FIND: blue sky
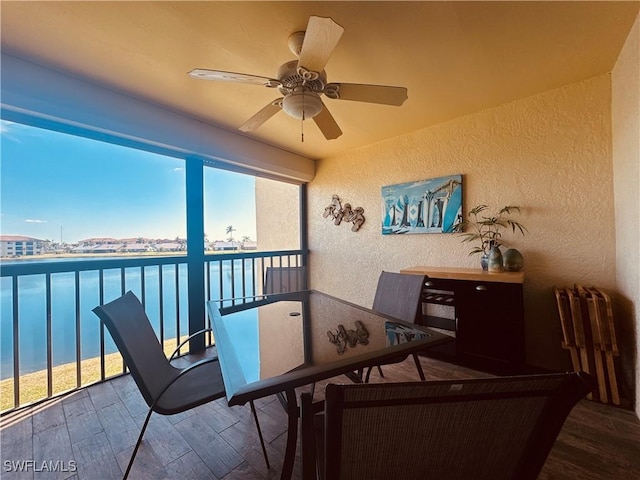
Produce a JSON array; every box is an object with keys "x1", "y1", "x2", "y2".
[{"x1": 0, "y1": 120, "x2": 257, "y2": 243}]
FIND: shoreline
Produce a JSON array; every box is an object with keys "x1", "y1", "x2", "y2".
[
  {"x1": 0, "y1": 335, "x2": 191, "y2": 413},
  {"x1": 1, "y1": 251, "x2": 186, "y2": 261},
  {"x1": 0, "y1": 249, "x2": 262, "y2": 262}
]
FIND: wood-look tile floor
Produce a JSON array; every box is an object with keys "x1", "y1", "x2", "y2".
[{"x1": 1, "y1": 353, "x2": 639, "y2": 480}]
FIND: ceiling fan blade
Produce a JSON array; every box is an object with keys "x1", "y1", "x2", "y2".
[
  {"x1": 326, "y1": 83, "x2": 408, "y2": 106},
  {"x1": 189, "y1": 69, "x2": 281, "y2": 87},
  {"x1": 297, "y1": 16, "x2": 344, "y2": 74},
  {"x1": 313, "y1": 103, "x2": 342, "y2": 140},
  {"x1": 239, "y1": 98, "x2": 283, "y2": 132}
]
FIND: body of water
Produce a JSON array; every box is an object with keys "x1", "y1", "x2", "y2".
[{"x1": 0, "y1": 257, "x2": 259, "y2": 380}]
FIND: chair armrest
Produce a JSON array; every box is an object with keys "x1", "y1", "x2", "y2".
[
  {"x1": 150, "y1": 356, "x2": 221, "y2": 412},
  {"x1": 169, "y1": 328, "x2": 213, "y2": 361}
]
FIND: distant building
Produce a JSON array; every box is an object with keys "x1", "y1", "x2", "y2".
[
  {"x1": 94, "y1": 244, "x2": 124, "y2": 253},
  {"x1": 155, "y1": 242, "x2": 185, "y2": 252},
  {"x1": 120, "y1": 244, "x2": 156, "y2": 253},
  {"x1": 70, "y1": 245, "x2": 92, "y2": 254},
  {"x1": 212, "y1": 240, "x2": 241, "y2": 251},
  {"x1": 77, "y1": 237, "x2": 119, "y2": 245},
  {"x1": 71, "y1": 243, "x2": 123, "y2": 254},
  {"x1": 241, "y1": 240, "x2": 258, "y2": 250},
  {"x1": 0, "y1": 235, "x2": 46, "y2": 257}
]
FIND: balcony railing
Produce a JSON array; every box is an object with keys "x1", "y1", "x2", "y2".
[{"x1": 0, "y1": 249, "x2": 305, "y2": 414}]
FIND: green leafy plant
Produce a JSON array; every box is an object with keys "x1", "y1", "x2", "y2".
[{"x1": 453, "y1": 205, "x2": 527, "y2": 255}]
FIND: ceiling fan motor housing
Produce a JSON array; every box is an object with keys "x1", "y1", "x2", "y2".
[{"x1": 277, "y1": 60, "x2": 326, "y2": 95}]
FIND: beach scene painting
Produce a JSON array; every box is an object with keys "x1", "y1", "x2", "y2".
[{"x1": 381, "y1": 175, "x2": 463, "y2": 235}]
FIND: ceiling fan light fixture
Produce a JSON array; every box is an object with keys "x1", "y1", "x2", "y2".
[{"x1": 282, "y1": 91, "x2": 323, "y2": 120}]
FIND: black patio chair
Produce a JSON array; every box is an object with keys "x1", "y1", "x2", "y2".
[
  {"x1": 365, "y1": 271, "x2": 429, "y2": 382},
  {"x1": 301, "y1": 372, "x2": 592, "y2": 480},
  {"x1": 92, "y1": 291, "x2": 269, "y2": 480}
]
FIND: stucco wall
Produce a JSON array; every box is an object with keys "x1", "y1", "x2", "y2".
[
  {"x1": 306, "y1": 75, "x2": 616, "y2": 373},
  {"x1": 255, "y1": 177, "x2": 300, "y2": 251},
  {"x1": 612, "y1": 12, "x2": 640, "y2": 415}
]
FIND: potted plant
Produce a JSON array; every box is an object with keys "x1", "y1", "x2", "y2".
[{"x1": 453, "y1": 205, "x2": 527, "y2": 271}]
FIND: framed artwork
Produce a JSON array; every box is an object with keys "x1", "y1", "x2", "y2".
[{"x1": 381, "y1": 174, "x2": 463, "y2": 235}]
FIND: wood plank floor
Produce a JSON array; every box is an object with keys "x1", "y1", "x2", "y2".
[{"x1": 1, "y1": 352, "x2": 639, "y2": 480}]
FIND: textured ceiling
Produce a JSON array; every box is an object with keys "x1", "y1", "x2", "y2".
[{"x1": 1, "y1": 1, "x2": 638, "y2": 160}]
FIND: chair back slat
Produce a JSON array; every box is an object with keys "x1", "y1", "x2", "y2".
[
  {"x1": 372, "y1": 271, "x2": 426, "y2": 324},
  {"x1": 264, "y1": 266, "x2": 307, "y2": 294},
  {"x1": 93, "y1": 291, "x2": 175, "y2": 407}
]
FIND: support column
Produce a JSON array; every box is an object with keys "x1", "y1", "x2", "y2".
[
  {"x1": 299, "y1": 183, "x2": 309, "y2": 289},
  {"x1": 186, "y1": 156, "x2": 205, "y2": 352}
]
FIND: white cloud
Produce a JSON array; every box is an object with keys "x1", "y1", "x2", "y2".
[
  {"x1": 25, "y1": 219, "x2": 48, "y2": 224},
  {"x1": 0, "y1": 120, "x2": 24, "y2": 142},
  {"x1": 173, "y1": 167, "x2": 184, "y2": 172},
  {"x1": 0, "y1": 120, "x2": 14, "y2": 134}
]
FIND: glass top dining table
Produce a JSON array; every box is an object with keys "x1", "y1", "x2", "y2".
[{"x1": 206, "y1": 290, "x2": 451, "y2": 479}]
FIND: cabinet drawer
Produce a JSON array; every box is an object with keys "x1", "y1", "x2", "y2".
[{"x1": 423, "y1": 278, "x2": 458, "y2": 291}]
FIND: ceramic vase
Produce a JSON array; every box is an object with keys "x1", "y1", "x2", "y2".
[
  {"x1": 503, "y1": 248, "x2": 524, "y2": 271},
  {"x1": 487, "y1": 246, "x2": 504, "y2": 272},
  {"x1": 480, "y1": 252, "x2": 489, "y2": 271}
]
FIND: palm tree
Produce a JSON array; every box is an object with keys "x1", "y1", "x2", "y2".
[
  {"x1": 241, "y1": 235, "x2": 252, "y2": 249},
  {"x1": 225, "y1": 225, "x2": 236, "y2": 242}
]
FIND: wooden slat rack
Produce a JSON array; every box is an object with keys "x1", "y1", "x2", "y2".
[{"x1": 554, "y1": 285, "x2": 620, "y2": 405}]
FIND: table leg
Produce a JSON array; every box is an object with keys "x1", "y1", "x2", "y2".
[
  {"x1": 343, "y1": 370, "x2": 363, "y2": 383},
  {"x1": 280, "y1": 389, "x2": 298, "y2": 480}
]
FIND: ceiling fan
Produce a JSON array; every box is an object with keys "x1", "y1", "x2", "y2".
[{"x1": 188, "y1": 16, "x2": 408, "y2": 141}]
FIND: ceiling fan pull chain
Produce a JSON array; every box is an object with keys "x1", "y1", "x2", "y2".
[{"x1": 301, "y1": 91, "x2": 305, "y2": 142}]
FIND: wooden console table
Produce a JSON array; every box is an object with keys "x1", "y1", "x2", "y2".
[{"x1": 401, "y1": 266, "x2": 525, "y2": 374}]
